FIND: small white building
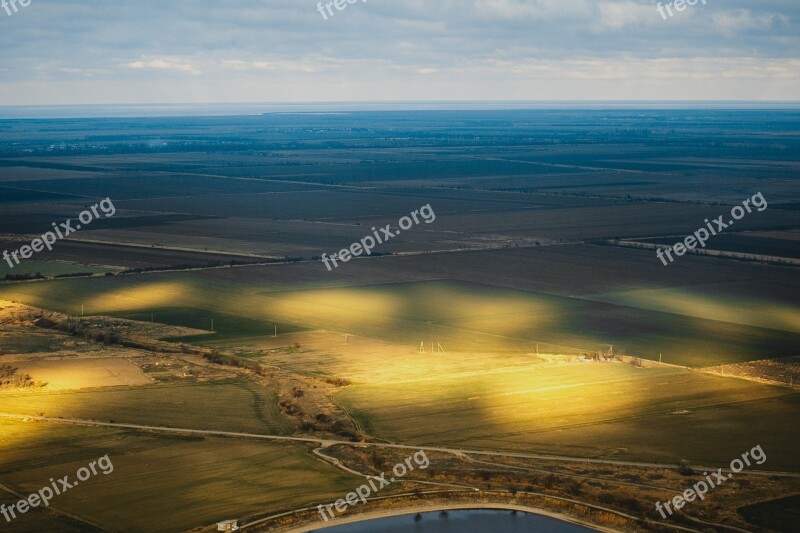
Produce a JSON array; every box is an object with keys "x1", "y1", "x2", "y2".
[{"x1": 217, "y1": 519, "x2": 239, "y2": 532}]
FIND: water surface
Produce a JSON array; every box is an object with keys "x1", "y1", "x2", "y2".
[{"x1": 315, "y1": 509, "x2": 597, "y2": 532}]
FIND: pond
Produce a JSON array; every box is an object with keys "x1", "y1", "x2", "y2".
[{"x1": 314, "y1": 509, "x2": 598, "y2": 532}]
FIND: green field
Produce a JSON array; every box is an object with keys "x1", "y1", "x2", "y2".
[
  {"x1": 2, "y1": 109, "x2": 800, "y2": 531},
  {"x1": 0, "y1": 328, "x2": 69, "y2": 354},
  {"x1": 331, "y1": 356, "x2": 800, "y2": 469},
  {"x1": 0, "y1": 379, "x2": 294, "y2": 435},
  {"x1": 203, "y1": 328, "x2": 800, "y2": 470},
  {"x1": 0, "y1": 259, "x2": 116, "y2": 278},
  {"x1": 739, "y1": 494, "x2": 800, "y2": 532},
  {"x1": 1, "y1": 270, "x2": 798, "y2": 367},
  {"x1": 109, "y1": 306, "x2": 308, "y2": 343},
  {"x1": 0, "y1": 420, "x2": 357, "y2": 533}
]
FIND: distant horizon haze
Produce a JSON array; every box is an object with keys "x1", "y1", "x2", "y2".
[{"x1": 2, "y1": 100, "x2": 800, "y2": 120}]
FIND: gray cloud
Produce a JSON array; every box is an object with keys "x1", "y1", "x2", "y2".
[{"x1": 0, "y1": 0, "x2": 798, "y2": 103}]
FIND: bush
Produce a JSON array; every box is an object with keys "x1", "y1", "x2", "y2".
[
  {"x1": 370, "y1": 451, "x2": 386, "y2": 469},
  {"x1": 599, "y1": 492, "x2": 615, "y2": 504},
  {"x1": 202, "y1": 350, "x2": 264, "y2": 374},
  {"x1": 325, "y1": 377, "x2": 352, "y2": 387},
  {"x1": 0, "y1": 364, "x2": 42, "y2": 389},
  {"x1": 54, "y1": 272, "x2": 94, "y2": 279},
  {"x1": 34, "y1": 317, "x2": 57, "y2": 328},
  {"x1": 599, "y1": 492, "x2": 645, "y2": 514},
  {"x1": 4, "y1": 272, "x2": 45, "y2": 281},
  {"x1": 564, "y1": 480, "x2": 583, "y2": 496}
]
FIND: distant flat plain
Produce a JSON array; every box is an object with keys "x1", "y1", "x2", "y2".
[{"x1": 1, "y1": 108, "x2": 799, "y2": 531}]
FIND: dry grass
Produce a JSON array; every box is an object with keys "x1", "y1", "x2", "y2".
[{"x1": 12, "y1": 358, "x2": 151, "y2": 390}]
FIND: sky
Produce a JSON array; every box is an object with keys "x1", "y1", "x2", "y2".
[{"x1": 0, "y1": 0, "x2": 798, "y2": 105}]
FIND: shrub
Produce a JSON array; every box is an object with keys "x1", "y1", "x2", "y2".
[{"x1": 564, "y1": 480, "x2": 583, "y2": 495}]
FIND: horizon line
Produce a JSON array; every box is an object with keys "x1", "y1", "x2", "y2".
[
  {"x1": 3, "y1": 99, "x2": 800, "y2": 107},
  {"x1": 3, "y1": 100, "x2": 799, "y2": 120}
]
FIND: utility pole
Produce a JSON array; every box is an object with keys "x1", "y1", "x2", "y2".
[
  {"x1": 210, "y1": 318, "x2": 214, "y2": 331},
  {"x1": 81, "y1": 304, "x2": 84, "y2": 316}
]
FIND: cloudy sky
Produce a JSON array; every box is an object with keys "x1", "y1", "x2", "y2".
[{"x1": 0, "y1": 0, "x2": 798, "y2": 105}]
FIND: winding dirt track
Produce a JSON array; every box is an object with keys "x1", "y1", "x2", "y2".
[{"x1": 2, "y1": 412, "x2": 798, "y2": 478}]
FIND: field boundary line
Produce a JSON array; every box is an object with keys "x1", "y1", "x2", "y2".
[
  {"x1": 603, "y1": 239, "x2": 800, "y2": 268},
  {"x1": 0, "y1": 481, "x2": 106, "y2": 531},
  {"x1": 2, "y1": 413, "x2": 798, "y2": 478}
]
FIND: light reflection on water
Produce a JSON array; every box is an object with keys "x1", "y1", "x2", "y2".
[{"x1": 314, "y1": 509, "x2": 598, "y2": 533}]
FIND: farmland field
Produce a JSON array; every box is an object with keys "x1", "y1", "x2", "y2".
[
  {"x1": 1, "y1": 108, "x2": 799, "y2": 532},
  {"x1": 12, "y1": 358, "x2": 152, "y2": 390},
  {"x1": 2, "y1": 261, "x2": 798, "y2": 366},
  {"x1": 0, "y1": 380, "x2": 293, "y2": 435},
  {"x1": 0, "y1": 420, "x2": 357, "y2": 533},
  {"x1": 207, "y1": 329, "x2": 800, "y2": 469},
  {"x1": 335, "y1": 360, "x2": 800, "y2": 468}
]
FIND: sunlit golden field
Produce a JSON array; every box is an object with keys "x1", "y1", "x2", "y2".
[
  {"x1": 2, "y1": 269, "x2": 798, "y2": 366},
  {"x1": 3, "y1": 268, "x2": 799, "y2": 473},
  {"x1": 213, "y1": 330, "x2": 800, "y2": 469},
  {"x1": 1, "y1": 217, "x2": 799, "y2": 531},
  {"x1": 12, "y1": 358, "x2": 151, "y2": 390},
  {"x1": 0, "y1": 380, "x2": 293, "y2": 435}
]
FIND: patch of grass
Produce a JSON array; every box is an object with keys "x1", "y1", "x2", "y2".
[
  {"x1": 739, "y1": 494, "x2": 800, "y2": 531},
  {"x1": 0, "y1": 259, "x2": 116, "y2": 279},
  {"x1": 1, "y1": 272, "x2": 797, "y2": 367},
  {"x1": 0, "y1": 421, "x2": 356, "y2": 533},
  {"x1": 335, "y1": 363, "x2": 800, "y2": 469},
  {"x1": 0, "y1": 380, "x2": 292, "y2": 435},
  {"x1": 111, "y1": 307, "x2": 307, "y2": 343}
]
